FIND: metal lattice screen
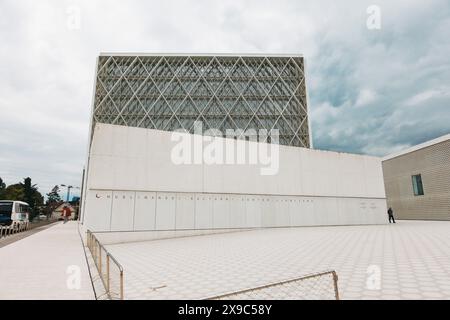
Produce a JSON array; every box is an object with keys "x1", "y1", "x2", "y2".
[{"x1": 93, "y1": 55, "x2": 310, "y2": 147}]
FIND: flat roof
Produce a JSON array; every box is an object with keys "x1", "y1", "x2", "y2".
[
  {"x1": 383, "y1": 133, "x2": 450, "y2": 161},
  {"x1": 99, "y1": 52, "x2": 304, "y2": 58}
]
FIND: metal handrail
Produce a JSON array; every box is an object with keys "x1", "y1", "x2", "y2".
[
  {"x1": 86, "y1": 230, "x2": 124, "y2": 300},
  {"x1": 205, "y1": 270, "x2": 340, "y2": 300}
]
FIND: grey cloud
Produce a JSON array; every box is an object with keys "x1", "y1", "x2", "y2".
[{"x1": 0, "y1": 0, "x2": 449, "y2": 196}]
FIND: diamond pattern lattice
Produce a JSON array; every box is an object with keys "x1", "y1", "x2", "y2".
[{"x1": 93, "y1": 55, "x2": 310, "y2": 147}]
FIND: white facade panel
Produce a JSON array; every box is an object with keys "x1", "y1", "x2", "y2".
[
  {"x1": 84, "y1": 190, "x2": 113, "y2": 232},
  {"x1": 313, "y1": 199, "x2": 327, "y2": 226},
  {"x1": 229, "y1": 195, "x2": 247, "y2": 228},
  {"x1": 134, "y1": 192, "x2": 156, "y2": 231},
  {"x1": 195, "y1": 195, "x2": 213, "y2": 230},
  {"x1": 301, "y1": 199, "x2": 315, "y2": 226},
  {"x1": 155, "y1": 193, "x2": 176, "y2": 230},
  {"x1": 246, "y1": 195, "x2": 262, "y2": 228},
  {"x1": 90, "y1": 124, "x2": 113, "y2": 156},
  {"x1": 176, "y1": 193, "x2": 196, "y2": 230},
  {"x1": 337, "y1": 198, "x2": 355, "y2": 226},
  {"x1": 364, "y1": 157, "x2": 387, "y2": 198},
  {"x1": 261, "y1": 197, "x2": 276, "y2": 228},
  {"x1": 326, "y1": 198, "x2": 340, "y2": 225},
  {"x1": 289, "y1": 198, "x2": 302, "y2": 226},
  {"x1": 337, "y1": 154, "x2": 366, "y2": 198},
  {"x1": 213, "y1": 195, "x2": 231, "y2": 229},
  {"x1": 276, "y1": 198, "x2": 291, "y2": 227},
  {"x1": 146, "y1": 132, "x2": 204, "y2": 194},
  {"x1": 88, "y1": 155, "x2": 114, "y2": 190},
  {"x1": 112, "y1": 124, "x2": 128, "y2": 157},
  {"x1": 110, "y1": 191, "x2": 135, "y2": 231}
]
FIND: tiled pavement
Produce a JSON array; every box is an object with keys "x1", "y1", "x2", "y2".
[
  {"x1": 0, "y1": 222, "x2": 95, "y2": 300},
  {"x1": 106, "y1": 221, "x2": 450, "y2": 300}
]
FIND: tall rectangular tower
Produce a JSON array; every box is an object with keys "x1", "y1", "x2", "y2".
[{"x1": 91, "y1": 54, "x2": 311, "y2": 147}]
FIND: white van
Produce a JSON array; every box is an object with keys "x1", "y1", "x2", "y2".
[{"x1": 0, "y1": 200, "x2": 30, "y2": 228}]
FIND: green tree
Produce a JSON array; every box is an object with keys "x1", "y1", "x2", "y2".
[
  {"x1": 2, "y1": 183, "x2": 25, "y2": 201},
  {"x1": 1, "y1": 178, "x2": 44, "y2": 220},
  {"x1": 21, "y1": 177, "x2": 43, "y2": 209},
  {"x1": 0, "y1": 177, "x2": 6, "y2": 199},
  {"x1": 46, "y1": 185, "x2": 62, "y2": 204},
  {"x1": 45, "y1": 185, "x2": 63, "y2": 215},
  {"x1": 22, "y1": 178, "x2": 44, "y2": 220}
]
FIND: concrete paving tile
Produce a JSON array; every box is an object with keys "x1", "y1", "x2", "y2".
[{"x1": 105, "y1": 221, "x2": 450, "y2": 300}]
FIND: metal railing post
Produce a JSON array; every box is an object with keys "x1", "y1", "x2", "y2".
[
  {"x1": 120, "y1": 271, "x2": 124, "y2": 300},
  {"x1": 93, "y1": 236, "x2": 95, "y2": 258},
  {"x1": 98, "y1": 240, "x2": 102, "y2": 275},
  {"x1": 106, "y1": 254, "x2": 110, "y2": 295},
  {"x1": 93, "y1": 238, "x2": 97, "y2": 262},
  {"x1": 332, "y1": 271, "x2": 340, "y2": 300},
  {"x1": 86, "y1": 230, "x2": 125, "y2": 300}
]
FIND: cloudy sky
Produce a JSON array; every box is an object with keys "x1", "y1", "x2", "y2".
[{"x1": 1, "y1": 0, "x2": 449, "y2": 198}]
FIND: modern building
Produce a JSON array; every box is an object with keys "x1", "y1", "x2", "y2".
[
  {"x1": 382, "y1": 134, "x2": 450, "y2": 220},
  {"x1": 91, "y1": 54, "x2": 311, "y2": 148},
  {"x1": 80, "y1": 54, "x2": 388, "y2": 232}
]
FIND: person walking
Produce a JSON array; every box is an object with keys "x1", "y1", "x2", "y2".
[
  {"x1": 62, "y1": 206, "x2": 71, "y2": 224},
  {"x1": 388, "y1": 207, "x2": 396, "y2": 224}
]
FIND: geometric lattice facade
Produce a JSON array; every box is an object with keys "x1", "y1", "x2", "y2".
[{"x1": 92, "y1": 54, "x2": 310, "y2": 147}]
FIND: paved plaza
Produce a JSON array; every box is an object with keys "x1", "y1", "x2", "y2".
[
  {"x1": 1, "y1": 220, "x2": 450, "y2": 300},
  {"x1": 106, "y1": 220, "x2": 450, "y2": 300},
  {"x1": 0, "y1": 222, "x2": 95, "y2": 300}
]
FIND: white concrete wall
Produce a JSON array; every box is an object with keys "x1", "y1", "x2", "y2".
[
  {"x1": 84, "y1": 190, "x2": 387, "y2": 232},
  {"x1": 83, "y1": 124, "x2": 387, "y2": 231}
]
